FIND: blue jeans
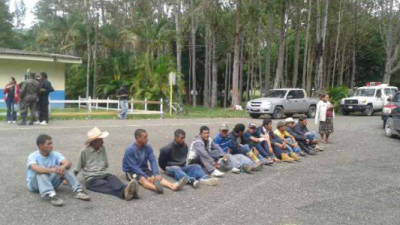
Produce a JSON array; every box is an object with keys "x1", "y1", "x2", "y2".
[
  {"x1": 27, "y1": 169, "x2": 82, "y2": 197},
  {"x1": 231, "y1": 154, "x2": 255, "y2": 168},
  {"x1": 238, "y1": 144, "x2": 267, "y2": 162},
  {"x1": 305, "y1": 132, "x2": 319, "y2": 142},
  {"x1": 6, "y1": 100, "x2": 17, "y2": 121},
  {"x1": 285, "y1": 138, "x2": 301, "y2": 153},
  {"x1": 165, "y1": 164, "x2": 208, "y2": 183},
  {"x1": 119, "y1": 100, "x2": 128, "y2": 119}
]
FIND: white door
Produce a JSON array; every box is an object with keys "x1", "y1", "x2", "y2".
[{"x1": 374, "y1": 89, "x2": 384, "y2": 110}]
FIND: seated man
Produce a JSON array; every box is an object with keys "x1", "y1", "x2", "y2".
[
  {"x1": 75, "y1": 127, "x2": 139, "y2": 200},
  {"x1": 257, "y1": 119, "x2": 281, "y2": 163},
  {"x1": 26, "y1": 134, "x2": 90, "y2": 207},
  {"x1": 274, "y1": 121, "x2": 302, "y2": 159},
  {"x1": 263, "y1": 119, "x2": 297, "y2": 162},
  {"x1": 294, "y1": 116, "x2": 323, "y2": 151},
  {"x1": 159, "y1": 129, "x2": 219, "y2": 188},
  {"x1": 213, "y1": 124, "x2": 263, "y2": 173},
  {"x1": 284, "y1": 118, "x2": 317, "y2": 155},
  {"x1": 243, "y1": 122, "x2": 274, "y2": 165},
  {"x1": 123, "y1": 129, "x2": 186, "y2": 194},
  {"x1": 188, "y1": 126, "x2": 234, "y2": 177}
]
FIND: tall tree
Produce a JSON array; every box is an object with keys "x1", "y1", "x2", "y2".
[
  {"x1": 273, "y1": 1, "x2": 286, "y2": 89},
  {"x1": 231, "y1": 0, "x2": 241, "y2": 107}
]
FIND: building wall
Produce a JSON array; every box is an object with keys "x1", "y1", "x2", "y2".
[{"x1": 0, "y1": 59, "x2": 66, "y2": 107}]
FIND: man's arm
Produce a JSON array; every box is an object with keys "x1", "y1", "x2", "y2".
[
  {"x1": 148, "y1": 148, "x2": 160, "y2": 175},
  {"x1": 74, "y1": 150, "x2": 86, "y2": 175},
  {"x1": 158, "y1": 146, "x2": 170, "y2": 171},
  {"x1": 122, "y1": 151, "x2": 147, "y2": 177},
  {"x1": 30, "y1": 164, "x2": 56, "y2": 174}
]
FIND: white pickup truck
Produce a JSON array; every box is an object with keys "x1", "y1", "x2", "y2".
[
  {"x1": 340, "y1": 84, "x2": 398, "y2": 116},
  {"x1": 246, "y1": 88, "x2": 318, "y2": 119}
]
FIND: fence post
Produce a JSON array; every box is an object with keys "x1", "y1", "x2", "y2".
[
  {"x1": 145, "y1": 98, "x2": 148, "y2": 111},
  {"x1": 48, "y1": 97, "x2": 51, "y2": 113},
  {"x1": 88, "y1": 96, "x2": 92, "y2": 113},
  {"x1": 160, "y1": 98, "x2": 163, "y2": 114},
  {"x1": 106, "y1": 97, "x2": 109, "y2": 111},
  {"x1": 78, "y1": 96, "x2": 81, "y2": 109},
  {"x1": 96, "y1": 98, "x2": 99, "y2": 110},
  {"x1": 117, "y1": 99, "x2": 120, "y2": 110},
  {"x1": 130, "y1": 98, "x2": 134, "y2": 113}
]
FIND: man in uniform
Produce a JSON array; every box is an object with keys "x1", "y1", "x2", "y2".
[
  {"x1": 38, "y1": 72, "x2": 54, "y2": 125},
  {"x1": 19, "y1": 73, "x2": 40, "y2": 125}
]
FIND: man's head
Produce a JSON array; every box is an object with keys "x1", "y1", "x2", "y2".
[
  {"x1": 90, "y1": 138, "x2": 104, "y2": 150},
  {"x1": 299, "y1": 115, "x2": 308, "y2": 126},
  {"x1": 219, "y1": 124, "x2": 229, "y2": 138},
  {"x1": 233, "y1": 123, "x2": 245, "y2": 136},
  {"x1": 200, "y1": 126, "x2": 210, "y2": 141},
  {"x1": 174, "y1": 129, "x2": 186, "y2": 145},
  {"x1": 262, "y1": 118, "x2": 273, "y2": 131},
  {"x1": 40, "y1": 72, "x2": 48, "y2": 80},
  {"x1": 284, "y1": 117, "x2": 295, "y2": 128},
  {"x1": 277, "y1": 121, "x2": 286, "y2": 132},
  {"x1": 135, "y1": 129, "x2": 148, "y2": 146},
  {"x1": 36, "y1": 134, "x2": 53, "y2": 156},
  {"x1": 320, "y1": 93, "x2": 329, "y2": 102},
  {"x1": 247, "y1": 122, "x2": 257, "y2": 134}
]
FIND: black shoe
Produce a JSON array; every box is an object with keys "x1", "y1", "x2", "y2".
[
  {"x1": 19, "y1": 121, "x2": 27, "y2": 126},
  {"x1": 28, "y1": 121, "x2": 34, "y2": 125},
  {"x1": 154, "y1": 180, "x2": 164, "y2": 194}
]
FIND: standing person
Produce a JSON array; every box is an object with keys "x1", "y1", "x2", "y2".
[
  {"x1": 158, "y1": 129, "x2": 219, "y2": 188},
  {"x1": 116, "y1": 85, "x2": 129, "y2": 119},
  {"x1": 3, "y1": 77, "x2": 20, "y2": 123},
  {"x1": 315, "y1": 94, "x2": 335, "y2": 143},
  {"x1": 75, "y1": 127, "x2": 139, "y2": 200},
  {"x1": 19, "y1": 73, "x2": 40, "y2": 125},
  {"x1": 26, "y1": 134, "x2": 90, "y2": 207},
  {"x1": 123, "y1": 129, "x2": 187, "y2": 194},
  {"x1": 188, "y1": 126, "x2": 235, "y2": 177},
  {"x1": 38, "y1": 72, "x2": 54, "y2": 125}
]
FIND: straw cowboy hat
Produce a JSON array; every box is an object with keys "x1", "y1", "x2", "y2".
[{"x1": 86, "y1": 127, "x2": 109, "y2": 144}]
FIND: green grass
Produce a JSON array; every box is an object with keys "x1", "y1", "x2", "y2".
[{"x1": 0, "y1": 106, "x2": 249, "y2": 121}]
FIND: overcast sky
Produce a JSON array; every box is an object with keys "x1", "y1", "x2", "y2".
[{"x1": 9, "y1": 0, "x2": 38, "y2": 28}]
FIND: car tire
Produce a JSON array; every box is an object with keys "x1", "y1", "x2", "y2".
[
  {"x1": 341, "y1": 108, "x2": 349, "y2": 115},
  {"x1": 307, "y1": 105, "x2": 316, "y2": 118},
  {"x1": 249, "y1": 113, "x2": 261, "y2": 119},
  {"x1": 363, "y1": 104, "x2": 374, "y2": 116},
  {"x1": 385, "y1": 118, "x2": 396, "y2": 138},
  {"x1": 272, "y1": 107, "x2": 284, "y2": 119}
]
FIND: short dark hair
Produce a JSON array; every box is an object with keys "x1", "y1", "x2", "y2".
[
  {"x1": 134, "y1": 129, "x2": 147, "y2": 139},
  {"x1": 233, "y1": 123, "x2": 245, "y2": 133},
  {"x1": 36, "y1": 134, "x2": 52, "y2": 147},
  {"x1": 299, "y1": 115, "x2": 307, "y2": 121},
  {"x1": 40, "y1": 72, "x2": 48, "y2": 79},
  {"x1": 262, "y1": 118, "x2": 272, "y2": 126},
  {"x1": 174, "y1": 129, "x2": 185, "y2": 137},
  {"x1": 200, "y1": 126, "x2": 209, "y2": 134},
  {"x1": 320, "y1": 93, "x2": 328, "y2": 99}
]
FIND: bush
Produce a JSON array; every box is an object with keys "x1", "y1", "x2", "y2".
[{"x1": 327, "y1": 86, "x2": 350, "y2": 111}]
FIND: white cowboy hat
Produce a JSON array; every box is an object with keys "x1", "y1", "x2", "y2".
[
  {"x1": 284, "y1": 117, "x2": 295, "y2": 124},
  {"x1": 86, "y1": 127, "x2": 109, "y2": 144}
]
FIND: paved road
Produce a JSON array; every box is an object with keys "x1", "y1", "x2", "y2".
[{"x1": 0, "y1": 115, "x2": 399, "y2": 225}]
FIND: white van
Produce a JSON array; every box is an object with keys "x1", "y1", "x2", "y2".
[{"x1": 340, "y1": 84, "x2": 398, "y2": 116}]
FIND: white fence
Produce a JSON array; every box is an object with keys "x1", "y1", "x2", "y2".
[{"x1": 1, "y1": 97, "x2": 164, "y2": 115}]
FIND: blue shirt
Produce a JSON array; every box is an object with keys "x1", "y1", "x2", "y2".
[
  {"x1": 213, "y1": 133, "x2": 232, "y2": 153},
  {"x1": 26, "y1": 150, "x2": 65, "y2": 190},
  {"x1": 122, "y1": 143, "x2": 160, "y2": 177}
]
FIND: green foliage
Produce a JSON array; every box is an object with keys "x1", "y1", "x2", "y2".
[{"x1": 327, "y1": 86, "x2": 350, "y2": 110}]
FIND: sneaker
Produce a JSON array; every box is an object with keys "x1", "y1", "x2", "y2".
[
  {"x1": 263, "y1": 158, "x2": 274, "y2": 165},
  {"x1": 48, "y1": 195, "x2": 64, "y2": 207},
  {"x1": 316, "y1": 145, "x2": 324, "y2": 151},
  {"x1": 242, "y1": 165, "x2": 253, "y2": 174},
  {"x1": 12, "y1": 121, "x2": 16, "y2": 124},
  {"x1": 175, "y1": 177, "x2": 188, "y2": 191},
  {"x1": 154, "y1": 180, "x2": 164, "y2": 194},
  {"x1": 298, "y1": 151, "x2": 307, "y2": 157},
  {"x1": 199, "y1": 178, "x2": 219, "y2": 186},
  {"x1": 33, "y1": 121, "x2": 40, "y2": 125},
  {"x1": 211, "y1": 169, "x2": 224, "y2": 177},
  {"x1": 74, "y1": 190, "x2": 90, "y2": 201},
  {"x1": 7, "y1": 121, "x2": 11, "y2": 124},
  {"x1": 231, "y1": 168, "x2": 241, "y2": 174},
  {"x1": 251, "y1": 162, "x2": 263, "y2": 172},
  {"x1": 192, "y1": 180, "x2": 200, "y2": 189},
  {"x1": 124, "y1": 179, "x2": 139, "y2": 200},
  {"x1": 40, "y1": 121, "x2": 48, "y2": 126}
]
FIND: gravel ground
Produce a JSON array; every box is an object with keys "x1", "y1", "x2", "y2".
[{"x1": 0, "y1": 115, "x2": 399, "y2": 225}]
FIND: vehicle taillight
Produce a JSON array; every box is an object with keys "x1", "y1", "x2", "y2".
[{"x1": 383, "y1": 104, "x2": 397, "y2": 114}]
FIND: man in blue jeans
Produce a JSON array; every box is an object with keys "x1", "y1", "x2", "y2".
[
  {"x1": 26, "y1": 134, "x2": 90, "y2": 206},
  {"x1": 116, "y1": 85, "x2": 129, "y2": 119},
  {"x1": 159, "y1": 129, "x2": 219, "y2": 188}
]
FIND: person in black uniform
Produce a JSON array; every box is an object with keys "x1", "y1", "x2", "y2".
[{"x1": 38, "y1": 72, "x2": 54, "y2": 125}]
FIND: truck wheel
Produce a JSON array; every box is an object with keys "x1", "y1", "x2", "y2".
[
  {"x1": 341, "y1": 109, "x2": 349, "y2": 115},
  {"x1": 363, "y1": 104, "x2": 374, "y2": 116},
  {"x1": 272, "y1": 107, "x2": 284, "y2": 119},
  {"x1": 385, "y1": 118, "x2": 396, "y2": 138},
  {"x1": 249, "y1": 113, "x2": 261, "y2": 119},
  {"x1": 307, "y1": 105, "x2": 316, "y2": 118}
]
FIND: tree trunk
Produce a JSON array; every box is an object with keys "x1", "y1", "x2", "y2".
[
  {"x1": 203, "y1": 24, "x2": 210, "y2": 107},
  {"x1": 316, "y1": 0, "x2": 329, "y2": 91},
  {"x1": 292, "y1": 0, "x2": 302, "y2": 88},
  {"x1": 211, "y1": 31, "x2": 218, "y2": 107},
  {"x1": 175, "y1": 0, "x2": 182, "y2": 103},
  {"x1": 338, "y1": 46, "x2": 346, "y2": 86},
  {"x1": 224, "y1": 54, "x2": 229, "y2": 108},
  {"x1": 273, "y1": 1, "x2": 286, "y2": 89},
  {"x1": 383, "y1": 0, "x2": 394, "y2": 83},
  {"x1": 84, "y1": 0, "x2": 91, "y2": 98},
  {"x1": 302, "y1": 0, "x2": 312, "y2": 89},
  {"x1": 332, "y1": 0, "x2": 342, "y2": 87},
  {"x1": 306, "y1": 47, "x2": 314, "y2": 95},
  {"x1": 92, "y1": 13, "x2": 98, "y2": 98},
  {"x1": 231, "y1": 0, "x2": 241, "y2": 107},
  {"x1": 239, "y1": 38, "x2": 244, "y2": 102},
  {"x1": 191, "y1": 3, "x2": 197, "y2": 107}
]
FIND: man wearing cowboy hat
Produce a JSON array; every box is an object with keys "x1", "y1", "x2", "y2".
[
  {"x1": 75, "y1": 127, "x2": 139, "y2": 200},
  {"x1": 285, "y1": 117, "x2": 317, "y2": 155}
]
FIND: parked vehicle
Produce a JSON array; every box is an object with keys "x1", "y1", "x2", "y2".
[
  {"x1": 340, "y1": 84, "x2": 398, "y2": 116},
  {"x1": 246, "y1": 88, "x2": 318, "y2": 119},
  {"x1": 382, "y1": 92, "x2": 400, "y2": 128},
  {"x1": 384, "y1": 106, "x2": 400, "y2": 138}
]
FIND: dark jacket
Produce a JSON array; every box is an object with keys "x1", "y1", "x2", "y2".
[
  {"x1": 39, "y1": 79, "x2": 54, "y2": 102},
  {"x1": 227, "y1": 131, "x2": 248, "y2": 155},
  {"x1": 286, "y1": 126, "x2": 306, "y2": 141},
  {"x1": 158, "y1": 142, "x2": 188, "y2": 170}
]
